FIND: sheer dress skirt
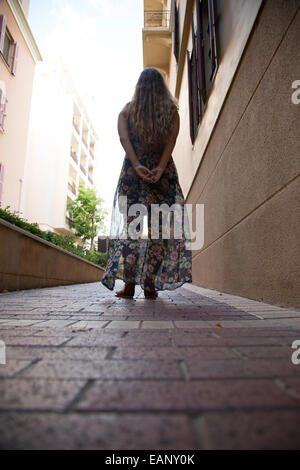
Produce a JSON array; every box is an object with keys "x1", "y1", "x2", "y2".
[{"x1": 101, "y1": 132, "x2": 193, "y2": 293}]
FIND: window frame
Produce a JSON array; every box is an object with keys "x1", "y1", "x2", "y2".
[
  {"x1": 2, "y1": 28, "x2": 12, "y2": 67},
  {"x1": 187, "y1": 0, "x2": 219, "y2": 145}
]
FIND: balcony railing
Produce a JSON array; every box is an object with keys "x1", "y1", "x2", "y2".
[
  {"x1": 89, "y1": 148, "x2": 95, "y2": 159},
  {"x1": 80, "y1": 164, "x2": 87, "y2": 176},
  {"x1": 70, "y1": 150, "x2": 78, "y2": 164},
  {"x1": 88, "y1": 175, "x2": 93, "y2": 185},
  {"x1": 73, "y1": 119, "x2": 80, "y2": 135},
  {"x1": 144, "y1": 10, "x2": 170, "y2": 28},
  {"x1": 68, "y1": 182, "x2": 77, "y2": 196},
  {"x1": 82, "y1": 138, "x2": 88, "y2": 148}
]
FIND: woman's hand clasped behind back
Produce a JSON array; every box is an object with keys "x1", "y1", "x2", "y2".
[
  {"x1": 134, "y1": 164, "x2": 165, "y2": 184},
  {"x1": 134, "y1": 165, "x2": 154, "y2": 183},
  {"x1": 150, "y1": 166, "x2": 164, "y2": 184}
]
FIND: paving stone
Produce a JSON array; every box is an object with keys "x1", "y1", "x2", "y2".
[
  {"x1": 0, "y1": 360, "x2": 33, "y2": 378},
  {"x1": 235, "y1": 346, "x2": 292, "y2": 359},
  {"x1": 20, "y1": 359, "x2": 182, "y2": 380},
  {"x1": 111, "y1": 346, "x2": 239, "y2": 360},
  {"x1": 174, "y1": 321, "x2": 212, "y2": 328},
  {"x1": 74, "y1": 378, "x2": 298, "y2": 412},
  {"x1": 105, "y1": 321, "x2": 141, "y2": 329},
  {"x1": 0, "y1": 412, "x2": 197, "y2": 450},
  {"x1": 1, "y1": 336, "x2": 71, "y2": 347},
  {"x1": 6, "y1": 346, "x2": 109, "y2": 361},
  {"x1": 0, "y1": 378, "x2": 86, "y2": 411},
  {"x1": 275, "y1": 377, "x2": 300, "y2": 398},
  {"x1": 71, "y1": 321, "x2": 110, "y2": 330},
  {"x1": 0, "y1": 328, "x2": 43, "y2": 338},
  {"x1": 171, "y1": 332, "x2": 289, "y2": 347},
  {"x1": 185, "y1": 358, "x2": 300, "y2": 379},
  {"x1": 192, "y1": 410, "x2": 300, "y2": 450},
  {"x1": 32, "y1": 320, "x2": 79, "y2": 328},
  {"x1": 141, "y1": 321, "x2": 174, "y2": 329},
  {"x1": 0, "y1": 320, "x2": 45, "y2": 327}
]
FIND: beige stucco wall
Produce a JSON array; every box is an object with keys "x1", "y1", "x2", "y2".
[
  {"x1": 0, "y1": 0, "x2": 37, "y2": 213},
  {"x1": 183, "y1": 0, "x2": 300, "y2": 308},
  {"x1": 172, "y1": 0, "x2": 263, "y2": 197},
  {"x1": 0, "y1": 218, "x2": 104, "y2": 291}
]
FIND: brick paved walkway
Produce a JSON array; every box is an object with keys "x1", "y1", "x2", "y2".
[{"x1": 0, "y1": 281, "x2": 300, "y2": 450}]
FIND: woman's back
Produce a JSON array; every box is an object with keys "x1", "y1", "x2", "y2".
[{"x1": 125, "y1": 102, "x2": 176, "y2": 157}]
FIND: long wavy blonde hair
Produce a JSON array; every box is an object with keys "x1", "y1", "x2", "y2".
[{"x1": 124, "y1": 68, "x2": 179, "y2": 153}]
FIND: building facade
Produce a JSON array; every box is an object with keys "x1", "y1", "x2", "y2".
[
  {"x1": 0, "y1": 0, "x2": 42, "y2": 211},
  {"x1": 20, "y1": 57, "x2": 99, "y2": 236},
  {"x1": 143, "y1": 0, "x2": 300, "y2": 308}
]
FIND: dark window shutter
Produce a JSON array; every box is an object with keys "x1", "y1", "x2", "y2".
[
  {"x1": 208, "y1": 0, "x2": 218, "y2": 80},
  {"x1": 172, "y1": 0, "x2": 179, "y2": 62},
  {"x1": 11, "y1": 42, "x2": 19, "y2": 76},
  {"x1": 186, "y1": 50, "x2": 195, "y2": 144},
  {"x1": 0, "y1": 15, "x2": 6, "y2": 53},
  {"x1": 191, "y1": 12, "x2": 200, "y2": 132},
  {"x1": 196, "y1": 0, "x2": 207, "y2": 105}
]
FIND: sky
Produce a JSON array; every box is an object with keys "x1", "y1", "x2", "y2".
[{"x1": 28, "y1": 0, "x2": 144, "y2": 232}]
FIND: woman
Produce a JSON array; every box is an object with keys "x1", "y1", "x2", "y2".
[{"x1": 101, "y1": 68, "x2": 192, "y2": 299}]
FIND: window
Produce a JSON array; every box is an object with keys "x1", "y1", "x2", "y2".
[
  {"x1": 187, "y1": 0, "x2": 218, "y2": 144},
  {"x1": 0, "y1": 88, "x2": 8, "y2": 132},
  {"x1": 2, "y1": 30, "x2": 12, "y2": 66},
  {"x1": 0, "y1": 15, "x2": 19, "y2": 75},
  {"x1": 172, "y1": 0, "x2": 180, "y2": 63}
]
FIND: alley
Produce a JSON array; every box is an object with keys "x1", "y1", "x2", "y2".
[{"x1": 0, "y1": 281, "x2": 300, "y2": 449}]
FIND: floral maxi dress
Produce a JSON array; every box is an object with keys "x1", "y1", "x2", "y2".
[{"x1": 101, "y1": 114, "x2": 193, "y2": 293}]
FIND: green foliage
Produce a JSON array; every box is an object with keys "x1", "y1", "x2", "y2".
[
  {"x1": 0, "y1": 204, "x2": 107, "y2": 268},
  {"x1": 67, "y1": 184, "x2": 108, "y2": 252}
]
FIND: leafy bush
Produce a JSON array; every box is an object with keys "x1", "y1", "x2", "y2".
[{"x1": 0, "y1": 205, "x2": 107, "y2": 268}]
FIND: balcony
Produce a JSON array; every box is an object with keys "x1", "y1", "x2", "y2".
[
  {"x1": 80, "y1": 164, "x2": 87, "y2": 176},
  {"x1": 142, "y1": 9, "x2": 172, "y2": 79},
  {"x1": 89, "y1": 148, "x2": 95, "y2": 160},
  {"x1": 72, "y1": 119, "x2": 80, "y2": 136},
  {"x1": 144, "y1": 10, "x2": 170, "y2": 28},
  {"x1": 70, "y1": 150, "x2": 78, "y2": 165},
  {"x1": 82, "y1": 136, "x2": 88, "y2": 149},
  {"x1": 68, "y1": 182, "x2": 77, "y2": 196}
]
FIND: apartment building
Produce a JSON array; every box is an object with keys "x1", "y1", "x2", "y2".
[
  {"x1": 0, "y1": 0, "x2": 42, "y2": 211},
  {"x1": 20, "y1": 57, "x2": 99, "y2": 236},
  {"x1": 143, "y1": 0, "x2": 300, "y2": 308}
]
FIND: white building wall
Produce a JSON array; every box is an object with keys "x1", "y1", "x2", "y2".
[{"x1": 20, "y1": 58, "x2": 99, "y2": 234}]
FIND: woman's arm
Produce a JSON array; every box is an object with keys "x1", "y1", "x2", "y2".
[
  {"x1": 118, "y1": 108, "x2": 153, "y2": 183},
  {"x1": 151, "y1": 111, "x2": 180, "y2": 184}
]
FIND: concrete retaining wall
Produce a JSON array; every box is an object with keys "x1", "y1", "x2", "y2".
[{"x1": 0, "y1": 218, "x2": 104, "y2": 292}]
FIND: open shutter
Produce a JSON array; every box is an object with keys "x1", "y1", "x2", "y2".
[
  {"x1": 191, "y1": 12, "x2": 200, "y2": 131},
  {"x1": 186, "y1": 50, "x2": 194, "y2": 144},
  {"x1": 208, "y1": 0, "x2": 218, "y2": 80},
  {"x1": 196, "y1": 0, "x2": 207, "y2": 104},
  {"x1": 0, "y1": 92, "x2": 8, "y2": 131},
  {"x1": 0, "y1": 15, "x2": 6, "y2": 53},
  {"x1": 0, "y1": 164, "x2": 5, "y2": 203},
  {"x1": 172, "y1": 0, "x2": 179, "y2": 62},
  {"x1": 0, "y1": 89, "x2": 3, "y2": 130},
  {"x1": 11, "y1": 42, "x2": 19, "y2": 75}
]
